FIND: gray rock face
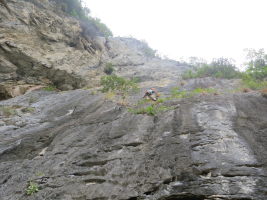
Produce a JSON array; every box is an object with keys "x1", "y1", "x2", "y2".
[{"x1": 0, "y1": 85, "x2": 266, "y2": 200}]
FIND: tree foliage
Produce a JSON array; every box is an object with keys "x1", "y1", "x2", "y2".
[
  {"x1": 182, "y1": 57, "x2": 240, "y2": 79},
  {"x1": 182, "y1": 50, "x2": 267, "y2": 90},
  {"x1": 244, "y1": 48, "x2": 267, "y2": 80},
  {"x1": 54, "y1": 0, "x2": 113, "y2": 37},
  {"x1": 241, "y1": 49, "x2": 267, "y2": 89}
]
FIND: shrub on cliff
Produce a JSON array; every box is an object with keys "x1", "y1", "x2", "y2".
[
  {"x1": 182, "y1": 58, "x2": 240, "y2": 79},
  {"x1": 181, "y1": 51, "x2": 267, "y2": 90},
  {"x1": 104, "y1": 63, "x2": 114, "y2": 75},
  {"x1": 100, "y1": 75, "x2": 139, "y2": 94},
  {"x1": 141, "y1": 40, "x2": 156, "y2": 57},
  {"x1": 243, "y1": 48, "x2": 267, "y2": 81},
  {"x1": 54, "y1": 0, "x2": 112, "y2": 37}
]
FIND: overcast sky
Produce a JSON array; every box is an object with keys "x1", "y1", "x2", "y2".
[{"x1": 84, "y1": 0, "x2": 267, "y2": 68}]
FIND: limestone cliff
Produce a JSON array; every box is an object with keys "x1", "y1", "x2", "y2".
[
  {"x1": 0, "y1": 0, "x2": 188, "y2": 99},
  {"x1": 0, "y1": 1, "x2": 267, "y2": 200}
]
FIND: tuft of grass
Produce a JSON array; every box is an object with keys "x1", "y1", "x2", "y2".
[
  {"x1": 29, "y1": 96, "x2": 38, "y2": 104},
  {"x1": 36, "y1": 172, "x2": 45, "y2": 177},
  {"x1": 26, "y1": 182, "x2": 39, "y2": 196},
  {"x1": 129, "y1": 104, "x2": 175, "y2": 116},
  {"x1": 170, "y1": 87, "x2": 217, "y2": 99},
  {"x1": 171, "y1": 87, "x2": 188, "y2": 98},
  {"x1": 156, "y1": 98, "x2": 167, "y2": 104},
  {"x1": 90, "y1": 90, "x2": 97, "y2": 95},
  {"x1": 43, "y1": 85, "x2": 57, "y2": 91},
  {"x1": 135, "y1": 98, "x2": 151, "y2": 106},
  {"x1": 104, "y1": 91, "x2": 116, "y2": 100},
  {"x1": 0, "y1": 105, "x2": 19, "y2": 117},
  {"x1": 191, "y1": 88, "x2": 217, "y2": 94},
  {"x1": 21, "y1": 107, "x2": 35, "y2": 113},
  {"x1": 129, "y1": 105, "x2": 156, "y2": 116}
]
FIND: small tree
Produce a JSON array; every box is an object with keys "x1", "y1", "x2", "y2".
[{"x1": 244, "y1": 48, "x2": 267, "y2": 80}]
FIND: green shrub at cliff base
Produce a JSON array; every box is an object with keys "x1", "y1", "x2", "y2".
[
  {"x1": 104, "y1": 63, "x2": 114, "y2": 75},
  {"x1": 100, "y1": 75, "x2": 139, "y2": 94}
]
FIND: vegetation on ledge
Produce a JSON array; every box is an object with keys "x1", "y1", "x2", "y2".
[{"x1": 182, "y1": 49, "x2": 267, "y2": 90}]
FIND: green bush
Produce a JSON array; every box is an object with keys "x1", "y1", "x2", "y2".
[
  {"x1": 182, "y1": 70, "x2": 196, "y2": 79},
  {"x1": 26, "y1": 182, "x2": 39, "y2": 195},
  {"x1": 241, "y1": 73, "x2": 267, "y2": 90},
  {"x1": 244, "y1": 48, "x2": 267, "y2": 80},
  {"x1": 182, "y1": 58, "x2": 241, "y2": 79},
  {"x1": 100, "y1": 75, "x2": 139, "y2": 94},
  {"x1": 104, "y1": 63, "x2": 114, "y2": 75},
  {"x1": 239, "y1": 49, "x2": 267, "y2": 90},
  {"x1": 247, "y1": 63, "x2": 267, "y2": 80}
]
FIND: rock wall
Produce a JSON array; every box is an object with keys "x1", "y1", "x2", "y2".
[
  {"x1": 0, "y1": 1, "x2": 266, "y2": 200},
  {"x1": 0, "y1": 79, "x2": 266, "y2": 200}
]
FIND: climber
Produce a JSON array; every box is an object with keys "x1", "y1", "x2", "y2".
[
  {"x1": 143, "y1": 88, "x2": 159, "y2": 101},
  {"x1": 0, "y1": 0, "x2": 11, "y2": 14}
]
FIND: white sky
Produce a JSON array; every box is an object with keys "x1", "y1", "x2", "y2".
[{"x1": 84, "y1": 0, "x2": 267, "y2": 68}]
